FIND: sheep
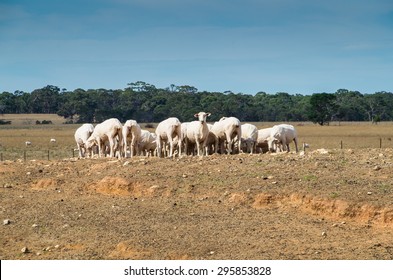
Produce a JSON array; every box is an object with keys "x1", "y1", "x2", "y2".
[
  {"x1": 181, "y1": 122, "x2": 191, "y2": 155},
  {"x1": 256, "y1": 127, "x2": 272, "y2": 153},
  {"x1": 85, "y1": 118, "x2": 123, "y2": 158},
  {"x1": 240, "y1": 123, "x2": 258, "y2": 154},
  {"x1": 155, "y1": 117, "x2": 182, "y2": 158},
  {"x1": 74, "y1": 123, "x2": 94, "y2": 158},
  {"x1": 267, "y1": 124, "x2": 299, "y2": 153},
  {"x1": 210, "y1": 116, "x2": 242, "y2": 154},
  {"x1": 25, "y1": 141, "x2": 32, "y2": 147},
  {"x1": 184, "y1": 112, "x2": 211, "y2": 156},
  {"x1": 50, "y1": 138, "x2": 56, "y2": 143},
  {"x1": 138, "y1": 130, "x2": 157, "y2": 157},
  {"x1": 122, "y1": 120, "x2": 142, "y2": 157},
  {"x1": 205, "y1": 123, "x2": 217, "y2": 155}
]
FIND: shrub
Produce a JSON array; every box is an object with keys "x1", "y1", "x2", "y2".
[{"x1": 0, "y1": 120, "x2": 11, "y2": 125}]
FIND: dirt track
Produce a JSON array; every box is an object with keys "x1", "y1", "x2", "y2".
[{"x1": 1, "y1": 149, "x2": 393, "y2": 259}]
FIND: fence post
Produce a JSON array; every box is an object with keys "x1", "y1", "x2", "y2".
[
  {"x1": 1, "y1": 153, "x2": 2, "y2": 161},
  {"x1": 24, "y1": 150, "x2": 26, "y2": 161},
  {"x1": 72, "y1": 149, "x2": 75, "y2": 158},
  {"x1": 47, "y1": 150, "x2": 50, "y2": 161},
  {"x1": 340, "y1": 140, "x2": 343, "y2": 149},
  {"x1": 380, "y1": 138, "x2": 382, "y2": 149}
]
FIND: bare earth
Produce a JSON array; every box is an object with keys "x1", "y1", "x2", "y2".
[{"x1": 1, "y1": 149, "x2": 393, "y2": 260}]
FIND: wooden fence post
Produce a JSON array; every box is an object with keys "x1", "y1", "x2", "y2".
[
  {"x1": 340, "y1": 140, "x2": 343, "y2": 149},
  {"x1": 380, "y1": 138, "x2": 382, "y2": 149},
  {"x1": 24, "y1": 151, "x2": 26, "y2": 161}
]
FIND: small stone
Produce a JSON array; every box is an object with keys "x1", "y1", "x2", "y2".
[
  {"x1": 209, "y1": 251, "x2": 215, "y2": 255},
  {"x1": 21, "y1": 247, "x2": 29, "y2": 253},
  {"x1": 3, "y1": 219, "x2": 11, "y2": 225},
  {"x1": 321, "y1": 231, "x2": 327, "y2": 237},
  {"x1": 367, "y1": 192, "x2": 372, "y2": 195},
  {"x1": 123, "y1": 161, "x2": 130, "y2": 166},
  {"x1": 32, "y1": 224, "x2": 38, "y2": 228},
  {"x1": 373, "y1": 166, "x2": 381, "y2": 171},
  {"x1": 3, "y1": 184, "x2": 12, "y2": 188},
  {"x1": 182, "y1": 174, "x2": 188, "y2": 178},
  {"x1": 271, "y1": 181, "x2": 277, "y2": 184},
  {"x1": 26, "y1": 172, "x2": 31, "y2": 175},
  {"x1": 54, "y1": 245, "x2": 60, "y2": 249}
]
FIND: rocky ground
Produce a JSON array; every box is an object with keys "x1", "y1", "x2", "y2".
[{"x1": 1, "y1": 149, "x2": 393, "y2": 259}]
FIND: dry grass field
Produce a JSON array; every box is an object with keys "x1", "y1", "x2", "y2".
[
  {"x1": 1, "y1": 114, "x2": 393, "y2": 160},
  {"x1": 1, "y1": 114, "x2": 393, "y2": 260}
]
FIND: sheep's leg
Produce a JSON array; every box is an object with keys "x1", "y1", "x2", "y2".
[
  {"x1": 108, "y1": 138, "x2": 115, "y2": 157},
  {"x1": 225, "y1": 133, "x2": 232, "y2": 154},
  {"x1": 123, "y1": 134, "x2": 128, "y2": 158},
  {"x1": 214, "y1": 138, "x2": 219, "y2": 154},
  {"x1": 294, "y1": 137, "x2": 299, "y2": 153},
  {"x1": 178, "y1": 137, "x2": 182, "y2": 158},
  {"x1": 130, "y1": 137, "x2": 135, "y2": 158},
  {"x1": 97, "y1": 139, "x2": 103, "y2": 157},
  {"x1": 202, "y1": 137, "x2": 209, "y2": 156},
  {"x1": 167, "y1": 136, "x2": 174, "y2": 158},
  {"x1": 157, "y1": 138, "x2": 162, "y2": 158},
  {"x1": 184, "y1": 137, "x2": 189, "y2": 156},
  {"x1": 77, "y1": 143, "x2": 83, "y2": 158},
  {"x1": 195, "y1": 140, "x2": 201, "y2": 156},
  {"x1": 117, "y1": 131, "x2": 123, "y2": 159}
]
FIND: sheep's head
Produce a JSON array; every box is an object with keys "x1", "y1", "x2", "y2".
[
  {"x1": 85, "y1": 138, "x2": 97, "y2": 156},
  {"x1": 194, "y1": 112, "x2": 211, "y2": 124},
  {"x1": 267, "y1": 136, "x2": 279, "y2": 152}
]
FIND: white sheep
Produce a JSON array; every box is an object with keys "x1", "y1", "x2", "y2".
[
  {"x1": 181, "y1": 122, "x2": 191, "y2": 155},
  {"x1": 50, "y1": 138, "x2": 56, "y2": 143},
  {"x1": 85, "y1": 118, "x2": 123, "y2": 158},
  {"x1": 256, "y1": 127, "x2": 272, "y2": 153},
  {"x1": 74, "y1": 123, "x2": 94, "y2": 158},
  {"x1": 240, "y1": 123, "x2": 258, "y2": 154},
  {"x1": 155, "y1": 117, "x2": 182, "y2": 158},
  {"x1": 205, "y1": 123, "x2": 217, "y2": 155},
  {"x1": 138, "y1": 130, "x2": 157, "y2": 156},
  {"x1": 267, "y1": 124, "x2": 299, "y2": 153},
  {"x1": 184, "y1": 112, "x2": 211, "y2": 156},
  {"x1": 25, "y1": 141, "x2": 32, "y2": 147},
  {"x1": 210, "y1": 116, "x2": 242, "y2": 154},
  {"x1": 122, "y1": 120, "x2": 142, "y2": 157}
]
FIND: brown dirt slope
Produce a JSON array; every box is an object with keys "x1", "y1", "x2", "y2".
[{"x1": 1, "y1": 149, "x2": 393, "y2": 259}]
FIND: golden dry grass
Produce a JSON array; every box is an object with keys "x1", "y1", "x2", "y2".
[{"x1": 1, "y1": 115, "x2": 393, "y2": 160}]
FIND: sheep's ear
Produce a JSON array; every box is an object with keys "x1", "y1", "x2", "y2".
[
  {"x1": 194, "y1": 113, "x2": 199, "y2": 118},
  {"x1": 207, "y1": 113, "x2": 211, "y2": 116}
]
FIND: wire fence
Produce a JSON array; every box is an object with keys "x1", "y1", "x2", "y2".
[
  {"x1": 0, "y1": 137, "x2": 392, "y2": 162},
  {"x1": 0, "y1": 149, "x2": 77, "y2": 161}
]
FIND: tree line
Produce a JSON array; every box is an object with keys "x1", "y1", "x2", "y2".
[{"x1": 1, "y1": 82, "x2": 392, "y2": 125}]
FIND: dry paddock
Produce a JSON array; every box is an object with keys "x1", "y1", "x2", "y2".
[
  {"x1": 1, "y1": 117, "x2": 393, "y2": 259},
  {"x1": 1, "y1": 148, "x2": 393, "y2": 260}
]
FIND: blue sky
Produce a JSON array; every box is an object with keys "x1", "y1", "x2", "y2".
[{"x1": 1, "y1": 0, "x2": 393, "y2": 94}]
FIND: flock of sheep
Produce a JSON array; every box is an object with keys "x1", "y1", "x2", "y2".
[{"x1": 74, "y1": 112, "x2": 299, "y2": 159}]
